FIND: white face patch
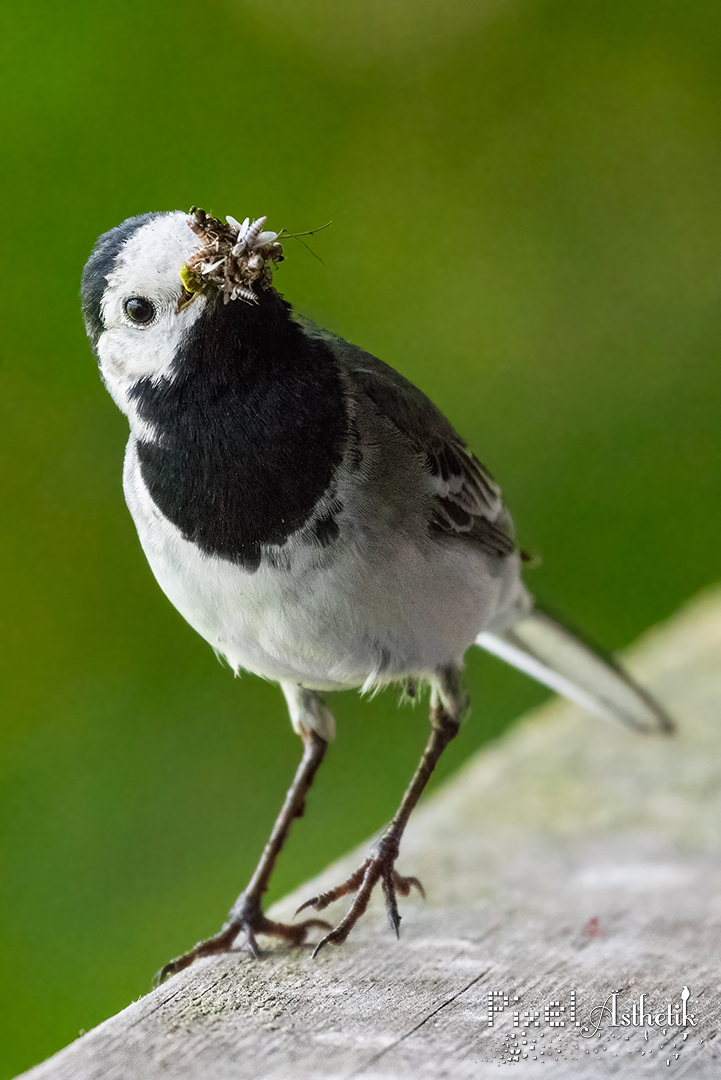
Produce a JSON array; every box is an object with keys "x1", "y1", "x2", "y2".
[{"x1": 96, "y1": 212, "x2": 208, "y2": 434}]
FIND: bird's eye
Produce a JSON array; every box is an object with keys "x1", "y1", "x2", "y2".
[{"x1": 123, "y1": 296, "x2": 156, "y2": 326}]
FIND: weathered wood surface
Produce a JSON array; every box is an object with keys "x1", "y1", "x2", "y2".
[{"x1": 19, "y1": 589, "x2": 721, "y2": 1079}]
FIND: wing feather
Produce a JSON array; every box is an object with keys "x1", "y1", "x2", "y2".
[{"x1": 298, "y1": 317, "x2": 516, "y2": 559}]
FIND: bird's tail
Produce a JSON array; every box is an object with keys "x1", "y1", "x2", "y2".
[{"x1": 476, "y1": 607, "x2": 674, "y2": 734}]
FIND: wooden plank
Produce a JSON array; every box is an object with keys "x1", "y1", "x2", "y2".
[{"x1": 18, "y1": 589, "x2": 721, "y2": 1079}]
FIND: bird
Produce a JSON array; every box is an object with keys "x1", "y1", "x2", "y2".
[{"x1": 80, "y1": 208, "x2": 673, "y2": 982}]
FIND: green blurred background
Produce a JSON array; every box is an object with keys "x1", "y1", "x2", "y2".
[{"x1": 1, "y1": 0, "x2": 720, "y2": 1073}]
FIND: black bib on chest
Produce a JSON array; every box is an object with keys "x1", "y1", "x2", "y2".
[{"x1": 130, "y1": 291, "x2": 347, "y2": 569}]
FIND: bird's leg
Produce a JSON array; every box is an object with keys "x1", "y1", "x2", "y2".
[
  {"x1": 157, "y1": 690, "x2": 334, "y2": 983},
  {"x1": 297, "y1": 667, "x2": 467, "y2": 956}
]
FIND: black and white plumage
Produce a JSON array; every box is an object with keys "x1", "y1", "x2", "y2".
[{"x1": 81, "y1": 210, "x2": 673, "y2": 977}]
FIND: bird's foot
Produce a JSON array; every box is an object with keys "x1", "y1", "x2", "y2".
[
  {"x1": 295, "y1": 834, "x2": 424, "y2": 957},
  {"x1": 155, "y1": 892, "x2": 331, "y2": 984}
]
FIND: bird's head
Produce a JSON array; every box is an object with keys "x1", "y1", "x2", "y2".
[{"x1": 80, "y1": 209, "x2": 284, "y2": 420}]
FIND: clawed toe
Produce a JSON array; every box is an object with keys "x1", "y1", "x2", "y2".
[
  {"x1": 295, "y1": 844, "x2": 425, "y2": 956},
  {"x1": 154, "y1": 922, "x2": 240, "y2": 985},
  {"x1": 155, "y1": 909, "x2": 332, "y2": 984},
  {"x1": 295, "y1": 860, "x2": 372, "y2": 916},
  {"x1": 391, "y1": 871, "x2": 425, "y2": 900}
]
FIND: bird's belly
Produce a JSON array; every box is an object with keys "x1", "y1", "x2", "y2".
[{"x1": 124, "y1": 441, "x2": 523, "y2": 690}]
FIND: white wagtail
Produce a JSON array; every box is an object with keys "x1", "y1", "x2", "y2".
[{"x1": 81, "y1": 209, "x2": 673, "y2": 981}]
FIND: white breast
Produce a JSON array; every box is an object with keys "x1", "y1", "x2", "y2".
[{"x1": 123, "y1": 436, "x2": 527, "y2": 692}]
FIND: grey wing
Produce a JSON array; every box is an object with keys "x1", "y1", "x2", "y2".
[{"x1": 299, "y1": 317, "x2": 517, "y2": 559}]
